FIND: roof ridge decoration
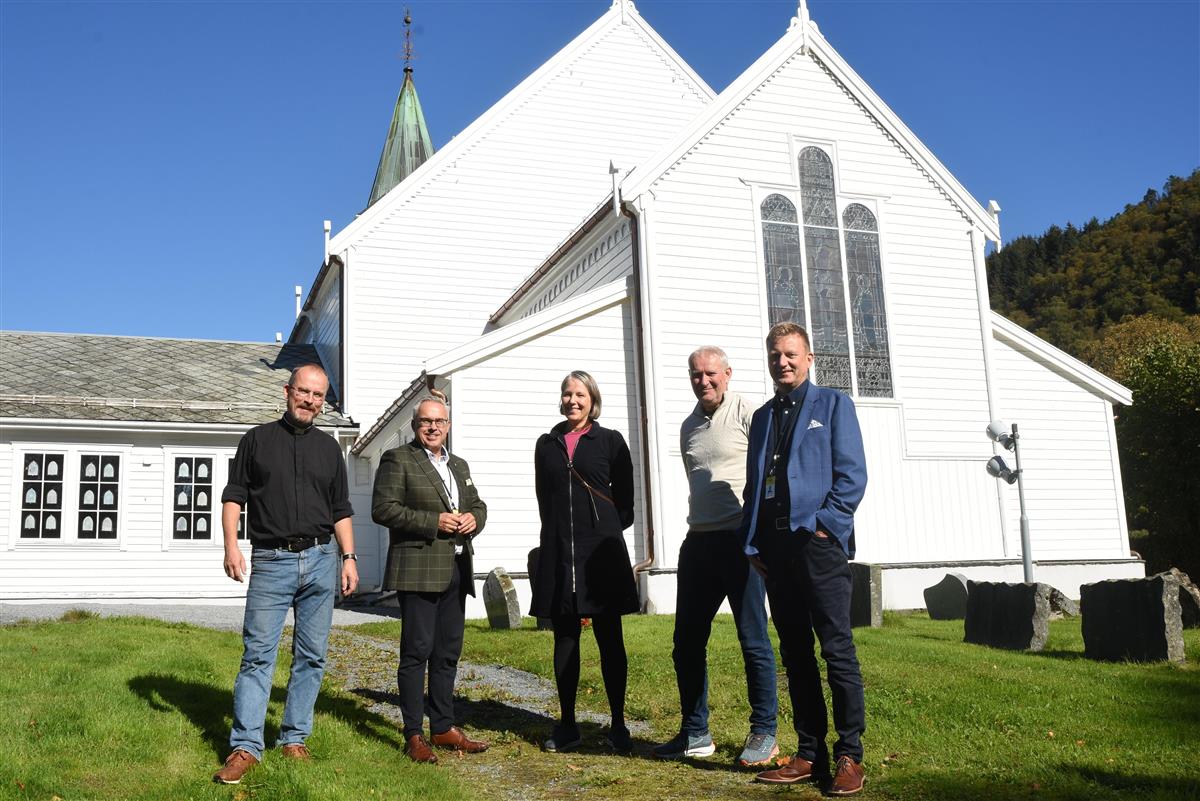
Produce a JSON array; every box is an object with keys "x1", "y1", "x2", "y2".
[
  {"x1": 367, "y1": 9, "x2": 435, "y2": 209},
  {"x1": 328, "y1": 2, "x2": 714, "y2": 253},
  {"x1": 789, "y1": 0, "x2": 811, "y2": 51},
  {"x1": 619, "y1": 9, "x2": 1000, "y2": 241}
]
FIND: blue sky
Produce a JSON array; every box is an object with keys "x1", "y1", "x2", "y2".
[{"x1": 2, "y1": 0, "x2": 1197, "y2": 343}]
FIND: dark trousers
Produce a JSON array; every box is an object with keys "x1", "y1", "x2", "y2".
[
  {"x1": 397, "y1": 557, "x2": 467, "y2": 738},
  {"x1": 759, "y1": 527, "x2": 865, "y2": 764},
  {"x1": 551, "y1": 612, "x2": 627, "y2": 730},
  {"x1": 672, "y1": 529, "x2": 778, "y2": 736}
]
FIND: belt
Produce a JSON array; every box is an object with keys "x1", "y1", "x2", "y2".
[
  {"x1": 256, "y1": 535, "x2": 331, "y2": 552},
  {"x1": 774, "y1": 516, "x2": 791, "y2": 531}
]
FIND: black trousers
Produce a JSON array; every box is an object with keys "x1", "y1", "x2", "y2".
[
  {"x1": 759, "y1": 527, "x2": 865, "y2": 764},
  {"x1": 396, "y1": 557, "x2": 467, "y2": 738}
]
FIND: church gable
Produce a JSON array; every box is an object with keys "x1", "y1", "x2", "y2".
[{"x1": 329, "y1": 2, "x2": 715, "y2": 428}]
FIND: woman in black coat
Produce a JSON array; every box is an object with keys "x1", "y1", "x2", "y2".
[{"x1": 531, "y1": 370, "x2": 638, "y2": 754}]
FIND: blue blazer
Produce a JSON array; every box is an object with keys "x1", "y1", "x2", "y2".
[{"x1": 739, "y1": 383, "x2": 868, "y2": 558}]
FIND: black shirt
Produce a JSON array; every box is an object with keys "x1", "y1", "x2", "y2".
[
  {"x1": 222, "y1": 416, "x2": 353, "y2": 544},
  {"x1": 764, "y1": 380, "x2": 810, "y2": 518}
]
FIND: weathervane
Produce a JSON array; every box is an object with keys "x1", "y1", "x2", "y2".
[{"x1": 403, "y1": 7, "x2": 415, "y2": 74}]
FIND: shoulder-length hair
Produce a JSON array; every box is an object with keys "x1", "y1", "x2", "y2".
[{"x1": 559, "y1": 370, "x2": 602, "y2": 420}]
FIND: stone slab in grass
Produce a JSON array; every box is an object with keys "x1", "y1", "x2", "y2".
[
  {"x1": 924, "y1": 573, "x2": 968, "y2": 620},
  {"x1": 850, "y1": 562, "x2": 882, "y2": 628},
  {"x1": 1080, "y1": 574, "x2": 1186, "y2": 663},
  {"x1": 964, "y1": 580, "x2": 1050, "y2": 651},
  {"x1": 483, "y1": 567, "x2": 522, "y2": 629}
]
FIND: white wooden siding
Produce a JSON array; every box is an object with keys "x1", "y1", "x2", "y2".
[
  {"x1": 305, "y1": 266, "x2": 342, "y2": 396},
  {"x1": 505, "y1": 217, "x2": 634, "y2": 322},
  {"x1": 342, "y1": 18, "x2": 710, "y2": 428},
  {"x1": 992, "y1": 336, "x2": 1131, "y2": 561},
  {"x1": 448, "y1": 301, "x2": 646, "y2": 578},
  {"x1": 644, "y1": 51, "x2": 992, "y2": 471},
  {"x1": 0, "y1": 427, "x2": 357, "y2": 600}
]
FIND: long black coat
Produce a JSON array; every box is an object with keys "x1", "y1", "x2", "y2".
[{"x1": 529, "y1": 421, "x2": 639, "y2": 617}]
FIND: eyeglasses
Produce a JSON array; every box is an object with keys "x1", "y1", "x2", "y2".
[
  {"x1": 287, "y1": 386, "x2": 326, "y2": 401},
  {"x1": 415, "y1": 417, "x2": 449, "y2": 429}
]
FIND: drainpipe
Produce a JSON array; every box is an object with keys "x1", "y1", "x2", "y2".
[
  {"x1": 970, "y1": 227, "x2": 1010, "y2": 557},
  {"x1": 626, "y1": 194, "x2": 662, "y2": 575}
]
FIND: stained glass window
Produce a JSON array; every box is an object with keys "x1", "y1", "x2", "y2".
[
  {"x1": 761, "y1": 194, "x2": 806, "y2": 328},
  {"x1": 844, "y1": 204, "x2": 894, "y2": 397},
  {"x1": 757, "y1": 149, "x2": 893, "y2": 398},
  {"x1": 20, "y1": 453, "x2": 63, "y2": 538},
  {"x1": 799, "y1": 147, "x2": 851, "y2": 394}
]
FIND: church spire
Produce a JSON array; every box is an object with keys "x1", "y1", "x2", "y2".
[{"x1": 368, "y1": 8, "x2": 434, "y2": 208}]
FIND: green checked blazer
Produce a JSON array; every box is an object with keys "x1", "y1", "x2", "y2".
[{"x1": 372, "y1": 440, "x2": 487, "y2": 595}]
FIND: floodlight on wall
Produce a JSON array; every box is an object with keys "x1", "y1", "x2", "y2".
[
  {"x1": 984, "y1": 420, "x2": 1033, "y2": 583},
  {"x1": 986, "y1": 455, "x2": 1017, "y2": 484}
]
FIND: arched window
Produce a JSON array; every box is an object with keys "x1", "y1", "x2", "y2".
[
  {"x1": 843, "y1": 204, "x2": 894, "y2": 397},
  {"x1": 758, "y1": 147, "x2": 893, "y2": 397},
  {"x1": 798, "y1": 147, "x2": 852, "y2": 393},
  {"x1": 761, "y1": 194, "x2": 805, "y2": 327}
]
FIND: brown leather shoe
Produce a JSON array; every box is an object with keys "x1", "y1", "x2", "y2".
[
  {"x1": 828, "y1": 756, "x2": 865, "y2": 796},
  {"x1": 213, "y1": 749, "x2": 258, "y2": 784},
  {"x1": 756, "y1": 755, "x2": 817, "y2": 784},
  {"x1": 406, "y1": 734, "x2": 438, "y2": 764},
  {"x1": 431, "y1": 725, "x2": 489, "y2": 753},
  {"x1": 280, "y1": 744, "x2": 311, "y2": 760}
]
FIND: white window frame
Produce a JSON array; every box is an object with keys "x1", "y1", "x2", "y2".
[
  {"x1": 748, "y1": 140, "x2": 901, "y2": 404},
  {"x1": 9, "y1": 443, "x2": 129, "y2": 549},
  {"x1": 160, "y1": 447, "x2": 240, "y2": 551}
]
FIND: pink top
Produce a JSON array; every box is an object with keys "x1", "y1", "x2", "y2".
[{"x1": 564, "y1": 424, "x2": 591, "y2": 460}]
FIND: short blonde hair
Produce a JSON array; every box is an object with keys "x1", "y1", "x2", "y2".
[
  {"x1": 559, "y1": 371, "x2": 602, "y2": 420},
  {"x1": 766, "y1": 322, "x2": 811, "y2": 351}
]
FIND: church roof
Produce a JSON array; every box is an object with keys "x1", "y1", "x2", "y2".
[
  {"x1": 367, "y1": 68, "x2": 434, "y2": 208},
  {"x1": 0, "y1": 331, "x2": 354, "y2": 427}
]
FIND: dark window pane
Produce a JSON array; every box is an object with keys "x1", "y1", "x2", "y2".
[
  {"x1": 799, "y1": 147, "x2": 836, "y2": 227},
  {"x1": 195, "y1": 459, "x2": 212, "y2": 483},
  {"x1": 80, "y1": 487, "x2": 98, "y2": 509},
  {"x1": 99, "y1": 514, "x2": 118, "y2": 538},
  {"x1": 846, "y1": 228, "x2": 893, "y2": 397},
  {"x1": 45, "y1": 455, "x2": 62, "y2": 478},
  {"x1": 101, "y1": 456, "x2": 119, "y2": 480},
  {"x1": 174, "y1": 515, "x2": 191, "y2": 539},
  {"x1": 24, "y1": 454, "x2": 42, "y2": 478},
  {"x1": 174, "y1": 485, "x2": 192, "y2": 511},
  {"x1": 22, "y1": 483, "x2": 39, "y2": 508},
  {"x1": 21, "y1": 512, "x2": 39, "y2": 537},
  {"x1": 804, "y1": 225, "x2": 851, "y2": 393},
  {"x1": 100, "y1": 486, "x2": 118, "y2": 510},
  {"x1": 79, "y1": 513, "x2": 97, "y2": 538},
  {"x1": 81, "y1": 455, "x2": 99, "y2": 480}
]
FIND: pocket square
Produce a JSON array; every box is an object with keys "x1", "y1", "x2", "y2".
[{"x1": 807, "y1": 419, "x2": 824, "y2": 429}]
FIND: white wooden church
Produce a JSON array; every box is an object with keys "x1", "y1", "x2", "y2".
[{"x1": 1, "y1": 0, "x2": 1142, "y2": 611}]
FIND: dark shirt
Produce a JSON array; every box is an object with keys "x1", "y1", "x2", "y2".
[
  {"x1": 764, "y1": 380, "x2": 810, "y2": 520},
  {"x1": 222, "y1": 415, "x2": 353, "y2": 544}
]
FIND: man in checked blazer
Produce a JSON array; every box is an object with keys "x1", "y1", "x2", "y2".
[{"x1": 372, "y1": 396, "x2": 489, "y2": 764}]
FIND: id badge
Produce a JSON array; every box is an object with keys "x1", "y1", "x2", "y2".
[{"x1": 764, "y1": 476, "x2": 776, "y2": 499}]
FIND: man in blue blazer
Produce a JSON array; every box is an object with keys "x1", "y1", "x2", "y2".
[{"x1": 741, "y1": 322, "x2": 868, "y2": 796}]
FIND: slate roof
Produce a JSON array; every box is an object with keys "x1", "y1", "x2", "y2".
[{"x1": 0, "y1": 331, "x2": 354, "y2": 427}]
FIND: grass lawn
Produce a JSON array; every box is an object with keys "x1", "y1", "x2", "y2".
[
  {"x1": 0, "y1": 612, "x2": 460, "y2": 801},
  {"x1": 3, "y1": 610, "x2": 1198, "y2": 801}
]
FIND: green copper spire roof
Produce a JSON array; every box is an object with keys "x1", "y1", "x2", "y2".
[{"x1": 368, "y1": 15, "x2": 434, "y2": 208}]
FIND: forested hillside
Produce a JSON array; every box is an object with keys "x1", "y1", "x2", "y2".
[{"x1": 986, "y1": 170, "x2": 1199, "y2": 580}]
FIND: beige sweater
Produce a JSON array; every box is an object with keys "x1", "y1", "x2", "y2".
[{"x1": 680, "y1": 390, "x2": 756, "y2": 532}]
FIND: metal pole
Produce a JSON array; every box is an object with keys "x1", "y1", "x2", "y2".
[{"x1": 1012, "y1": 423, "x2": 1034, "y2": 583}]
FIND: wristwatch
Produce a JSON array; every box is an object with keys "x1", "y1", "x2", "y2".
[{"x1": 341, "y1": 553, "x2": 357, "y2": 562}]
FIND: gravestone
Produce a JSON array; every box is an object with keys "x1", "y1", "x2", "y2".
[
  {"x1": 483, "y1": 567, "x2": 522, "y2": 629},
  {"x1": 526, "y1": 548, "x2": 553, "y2": 630},
  {"x1": 964, "y1": 581, "x2": 1050, "y2": 651},
  {"x1": 1048, "y1": 586, "x2": 1079, "y2": 618},
  {"x1": 850, "y1": 562, "x2": 882, "y2": 628},
  {"x1": 923, "y1": 573, "x2": 968, "y2": 620},
  {"x1": 1080, "y1": 575, "x2": 1185, "y2": 663},
  {"x1": 1161, "y1": 568, "x2": 1200, "y2": 628}
]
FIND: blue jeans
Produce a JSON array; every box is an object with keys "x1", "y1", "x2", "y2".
[
  {"x1": 229, "y1": 540, "x2": 337, "y2": 758},
  {"x1": 672, "y1": 530, "x2": 778, "y2": 736}
]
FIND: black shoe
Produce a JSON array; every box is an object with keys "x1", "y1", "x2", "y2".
[
  {"x1": 606, "y1": 725, "x2": 633, "y2": 754},
  {"x1": 542, "y1": 724, "x2": 582, "y2": 753}
]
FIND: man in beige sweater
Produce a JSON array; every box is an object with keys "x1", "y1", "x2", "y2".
[{"x1": 653, "y1": 346, "x2": 780, "y2": 767}]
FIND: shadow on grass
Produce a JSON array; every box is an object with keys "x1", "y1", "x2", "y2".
[
  {"x1": 1068, "y1": 764, "x2": 1200, "y2": 797},
  {"x1": 128, "y1": 674, "x2": 405, "y2": 757},
  {"x1": 891, "y1": 767, "x2": 1200, "y2": 801}
]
